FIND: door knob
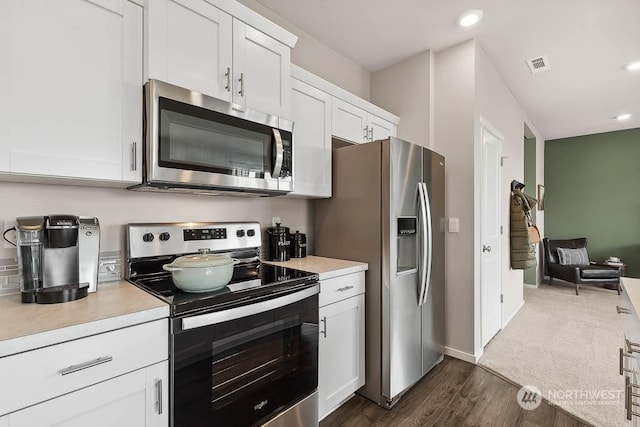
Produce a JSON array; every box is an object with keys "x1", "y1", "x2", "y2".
[{"x1": 483, "y1": 245, "x2": 492, "y2": 252}]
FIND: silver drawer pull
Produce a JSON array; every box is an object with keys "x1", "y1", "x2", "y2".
[
  {"x1": 336, "y1": 285, "x2": 354, "y2": 292},
  {"x1": 320, "y1": 316, "x2": 327, "y2": 338},
  {"x1": 618, "y1": 305, "x2": 632, "y2": 314},
  {"x1": 59, "y1": 356, "x2": 113, "y2": 376},
  {"x1": 627, "y1": 338, "x2": 640, "y2": 354},
  {"x1": 627, "y1": 376, "x2": 640, "y2": 419},
  {"x1": 620, "y1": 348, "x2": 637, "y2": 375}
]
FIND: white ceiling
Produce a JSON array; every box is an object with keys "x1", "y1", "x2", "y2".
[{"x1": 254, "y1": 0, "x2": 640, "y2": 140}]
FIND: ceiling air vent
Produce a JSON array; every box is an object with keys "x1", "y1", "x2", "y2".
[{"x1": 526, "y1": 55, "x2": 551, "y2": 74}]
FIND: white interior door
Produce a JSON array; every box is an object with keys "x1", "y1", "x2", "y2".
[{"x1": 480, "y1": 122, "x2": 503, "y2": 348}]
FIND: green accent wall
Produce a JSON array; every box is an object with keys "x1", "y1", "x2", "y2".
[
  {"x1": 524, "y1": 137, "x2": 537, "y2": 284},
  {"x1": 545, "y1": 128, "x2": 640, "y2": 278}
]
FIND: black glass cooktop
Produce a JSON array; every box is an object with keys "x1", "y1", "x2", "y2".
[{"x1": 130, "y1": 262, "x2": 319, "y2": 316}]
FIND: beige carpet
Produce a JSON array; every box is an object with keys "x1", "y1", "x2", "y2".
[{"x1": 479, "y1": 282, "x2": 625, "y2": 427}]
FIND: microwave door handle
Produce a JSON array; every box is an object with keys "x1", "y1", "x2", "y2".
[{"x1": 272, "y1": 128, "x2": 284, "y2": 179}]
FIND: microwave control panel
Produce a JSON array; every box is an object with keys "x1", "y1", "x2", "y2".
[{"x1": 281, "y1": 136, "x2": 292, "y2": 178}]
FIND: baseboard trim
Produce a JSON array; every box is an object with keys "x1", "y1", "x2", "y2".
[
  {"x1": 444, "y1": 346, "x2": 479, "y2": 364},
  {"x1": 502, "y1": 299, "x2": 525, "y2": 327}
]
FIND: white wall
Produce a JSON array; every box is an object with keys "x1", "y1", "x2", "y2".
[
  {"x1": 434, "y1": 40, "x2": 545, "y2": 361},
  {"x1": 0, "y1": 182, "x2": 312, "y2": 260},
  {"x1": 370, "y1": 51, "x2": 433, "y2": 148},
  {"x1": 474, "y1": 46, "x2": 545, "y2": 357},
  {"x1": 238, "y1": 0, "x2": 371, "y2": 100},
  {"x1": 434, "y1": 40, "x2": 477, "y2": 359}
]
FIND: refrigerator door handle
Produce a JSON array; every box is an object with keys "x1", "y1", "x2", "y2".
[
  {"x1": 418, "y1": 182, "x2": 429, "y2": 306},
  {"x1": 421, "y1": 182, "x2": 433, "y2": 306}
]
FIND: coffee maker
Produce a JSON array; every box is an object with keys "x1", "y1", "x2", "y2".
[{"x1": 16, "y1": 215, "x2": 100, "y2": 304}]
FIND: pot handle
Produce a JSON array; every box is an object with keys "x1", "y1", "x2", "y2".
[{"x1": 162, "y1": 264, "x2": 182, "y2": 272}]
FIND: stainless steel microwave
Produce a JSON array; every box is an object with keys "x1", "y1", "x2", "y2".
[{"x1": 129, "y1": 80, "x2": 293, "y2": 196}]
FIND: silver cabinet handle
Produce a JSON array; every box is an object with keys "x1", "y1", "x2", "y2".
[
  {"x1": 224, "y1": 67, "x2": 231, "y2": 92},
  {"x1": 618, "y1": 305, "x2": 631, "y2": 314},
  {"x1": 483, "y1": 245, "x2": 492, "y2": 253},
  {"x1": 627, "y1": 376, "x2": 640, "y2": 420},
  {"x1": 320, "y1": 316, "x2": 327, "y2": 338},
  {"x1": 621, "y1": 348, "x2": 636, "y2": 375},
  {"x1": 627, "y1": 338, "x2": 640, "y2": 354},
  {"x1": 369, "y1": 127, "x2": 373, "y2": 141},
  {"x1": 59, "y1": 356, "x2": 113, "y2": 376},
  {"x1": 131, "y1": 142, "x2": 137, "y2": 171},
  {"x1": 238, "y1": 72, "x2": 244, "y2": 96},
  {"x1": 336, "y1": 285, "x2": 354, "y2": 292},
  {"x1": 155, "y1": 379, "x2": 163, "y2": 414},
  {"x1": 363, "y1": 125, "x2": 369, "y2": 139}
]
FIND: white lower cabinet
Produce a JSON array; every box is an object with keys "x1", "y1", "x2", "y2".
[
  {"x1": 318, "y1": 273, "x2": 365, "y2": 420},
  {"x1": 0, "y1": 319, "x2": 169, "y2": 427},
  {"x1": 7, "y1": 361, "x2": 168, "y2": 427}
]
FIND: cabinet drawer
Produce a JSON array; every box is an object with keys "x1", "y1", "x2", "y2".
[
  {"x1": 0, "y1": 319, "x2": 168, "y2": 416},
  {"x1": 319, "y1": 272, "x2": 365, "y2": 307}
]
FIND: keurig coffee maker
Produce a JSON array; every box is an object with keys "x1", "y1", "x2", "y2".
[{"x1": 16, "y1": 215, "x2": 100, "y2": 304}]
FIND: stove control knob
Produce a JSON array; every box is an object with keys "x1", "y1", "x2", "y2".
[
  {"x1": 247, "y1": 229, "x2": 256, "y2": 237},
  {"x1": 159, "y1": 232, "x2": 171, "y2": 242},
  {"x1": 142, "y1": 233, "x2": 154, "y2": 243},
  {"x1": 236, "y1": 229, "x2": 245, "y2": 238}
]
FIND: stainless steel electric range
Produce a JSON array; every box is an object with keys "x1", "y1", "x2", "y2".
[{"x1": 126, "y1": 222, "x2": 319, "y2": 427}]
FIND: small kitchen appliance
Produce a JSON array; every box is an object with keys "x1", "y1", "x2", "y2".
[
  {"x1": 16, "y1": 215, "x2": 100, "y2": 304},
  {"x1": 126, "y1": 221, "x2": 319, "y2": 427},
  {"x1": 266, "y1": 223, "x2": 291, "y2": 261},
  {"x1": 130, "y1": 79, "x2": 294, "y2": 196}
]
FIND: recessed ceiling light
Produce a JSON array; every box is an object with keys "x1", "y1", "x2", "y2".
[
  {"x1": 457, "y1": 10, "x2": 483, "y2": 27},
  {"x1": 615, "y1": 113, "x2": 632, "y2": 121},
  {"x1": 626, "y1": 61, "x2": 640, "y2": 71}
]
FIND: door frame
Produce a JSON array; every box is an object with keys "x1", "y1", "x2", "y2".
[{"x1": 479, "y1": 119, "x2": 504, "y2": 349}]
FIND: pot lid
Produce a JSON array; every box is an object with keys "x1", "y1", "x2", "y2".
[{"x1": 171, "y1": 249, "x2": 234, "y2": 268}]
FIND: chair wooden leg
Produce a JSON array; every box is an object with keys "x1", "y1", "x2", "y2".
[
  {"x1": 549, "y1": 277, "x2": 553, "y2": 285},
  {"x1": 617, "y1": 281, "x2": 621, "y2": 295},
  {"x1": 575, "y1": 284, "x2": 579, "y2": 295}
]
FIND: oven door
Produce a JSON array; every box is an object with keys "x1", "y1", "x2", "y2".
[
  {"x1": 145, "y1": 79, "x2": 293, "y2": 194},
  {"x1": 171, "y1": 284, "x2": 318, "y2": 427}
]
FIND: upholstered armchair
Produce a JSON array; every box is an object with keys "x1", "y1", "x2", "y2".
[{"x1": 543, "y1": 237, "x2": 621, "y2": 295}]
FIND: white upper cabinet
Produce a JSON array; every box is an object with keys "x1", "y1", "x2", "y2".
[
  {"x1": 147, "y1": 0, "x2": 233, "y2": 102},
  {"x1": 290, "y1": 78, "x2": 332, "y2": 198},
  {"x1": 0, "y1": 0, "x2": 143, "y2": 185},
  {"x1": 332, "y1": 98, "x2": 397, "y2": 144},
  {"x1": 233, "y1": 20, "x2": 291, "y2": 118},
  {"x1": 146, "y1": 0, "x2": 293, "y2": 118},
  {"x1": 332, "y1": 98, "x2": 370, "y2": 144},
  {"x1": 368, "y1": 114, "x2": 395, "y2": 142}
]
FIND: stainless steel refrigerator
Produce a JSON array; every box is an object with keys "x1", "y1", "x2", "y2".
[{"x1": 315, "y1": 137, "x2": 445, "y2": 408}]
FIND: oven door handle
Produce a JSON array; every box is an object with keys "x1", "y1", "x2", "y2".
[{"x1": 181, "y1": 284, "x2": 319, "y2": 331}]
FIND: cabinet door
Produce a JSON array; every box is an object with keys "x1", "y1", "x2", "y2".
[
  {"x1": 368, "y1": 114, "x2": 396, "y2": 142},
  {"x1": 290, "y1": 78, "x2": 332, "y2": 198},
  {"x1": 0, "y1": 415, "x2": 7, "y2": 427},
  {"x1": 8, "y1": 361, "x2": 168, "y2": 427},
  {"x1": 146, "y1": 0, "x2": 233, "y2": 101},
  {"x1": 0, "y1": 0, "x2": 143, "y2": 184},
  {"x1": 318, "y1": 294, "x2": 365, "y2": 420},
  {"x1": 331, "y1": 98, "x2": 368, "y2": 144},
  {"x1": 233, "y1": 20, "x2": 291, "y2": 117}
]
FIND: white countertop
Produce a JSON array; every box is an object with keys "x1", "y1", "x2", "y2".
[
  {"x1": 0, "y1": 281, "x2": 169, "y2": 357},
  {"x1": 263, "y1": 255, "x2": 368, "y2": 280},
  {"x1": 623, "y1": 277, "x2": 640, "y2": 318}
]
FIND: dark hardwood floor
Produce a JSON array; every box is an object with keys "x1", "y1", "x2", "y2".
[{"x1": 320, "y1": 357, "x2": 591, "y2": 427}]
